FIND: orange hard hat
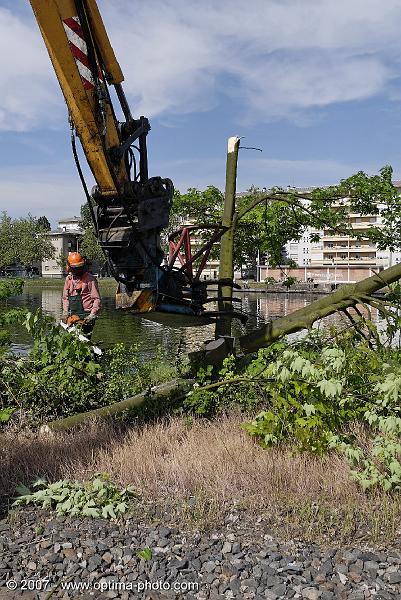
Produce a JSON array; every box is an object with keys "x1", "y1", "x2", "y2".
[{"x1": 67, "y1": 252, "x2": 85, "y2": 267}]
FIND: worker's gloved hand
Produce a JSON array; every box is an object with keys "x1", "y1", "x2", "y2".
[{"x1": 84, "y1": 313, "x2": 97, "y2": 324}]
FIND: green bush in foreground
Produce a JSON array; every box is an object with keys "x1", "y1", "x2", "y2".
[
  {"x1": 0, "y1": 308, "x2": 179, "y2": 422},
  {"x1": 14, "y1": 475, "x2": 135, "y2": 519},
  {"x1": 188, "y1": 315, "x2": 401, "y2": 492}
]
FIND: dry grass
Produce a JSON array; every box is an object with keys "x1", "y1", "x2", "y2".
[{"x1": 1, "y1": 414, "x2": 400, "y2": 544}]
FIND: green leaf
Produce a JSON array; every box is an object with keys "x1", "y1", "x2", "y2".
[
  {"x1": 102, "y1": 504, "x2": 117, "y2": 519},
  {"x1": 137, "y1": 548, "x2": 152, "y2": 561},
  {"x1": 15, "y1": 483, "x2": 31, "y2": 497},
  {"x1": 302, "y1": 403, "x2": 316, "y2": 417},
  {"x1": 0, "y1": 408, "x2": 15, "y2": 423},
  {"x1": 317, "y1": 379, "x2": 343, "y2": 398},
  {"x1": 81, "y1": 507, "x2": 100, "y2": 518}
]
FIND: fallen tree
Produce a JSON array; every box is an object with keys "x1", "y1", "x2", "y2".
[
  {"x1": 239, "y1": 262, "x2": 401, "y2": 353},
  {"x1": 41, "y1": 378, "x2": 193, "y2": 433},
  {"x1": 45, "y1": 262, "x2": 401, "y2": 430}
]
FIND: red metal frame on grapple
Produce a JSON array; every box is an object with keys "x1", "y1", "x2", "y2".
[{"x1": 168, "y1": 224, "x2": 227, "y2": 282}]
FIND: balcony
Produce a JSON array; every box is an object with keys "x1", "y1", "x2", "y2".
[
  {"x1": 322, "y1": 256, "x2": 378, "y2": 265},
  {"x1": 323, "y1": 246, "x2": 376, "y2": 252}
]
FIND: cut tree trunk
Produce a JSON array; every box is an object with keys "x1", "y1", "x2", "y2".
[{"x1": 216, "y1": 136, "x2": 240, "y2": 338}]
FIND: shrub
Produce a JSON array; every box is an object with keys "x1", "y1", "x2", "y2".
[{"x1": 0, "y1": 310, "x2": 178, "y2": 423}]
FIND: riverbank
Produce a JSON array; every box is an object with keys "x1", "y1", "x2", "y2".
[
  {"x1": 1, "y1": 416, "x2": 401, "y2": 599},
  {"x1": 2, "y1": 416, "x2": 400, "y2": 547},
  {"x1": 22, "y1": 277, "x2": 118, "y2": 294},
  {"x1": 22, "y1": 278, "x2": 330, "y2": 296}
]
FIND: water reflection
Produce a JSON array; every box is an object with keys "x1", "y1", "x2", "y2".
[
  {"x1": 41, "y1": 289, "x2": 63, "y2": 322},
  {"x1": 3, "y1": 289, "x2": 379, "y2": 356}
]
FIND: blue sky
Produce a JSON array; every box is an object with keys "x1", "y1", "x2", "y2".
[{"x1": 2, "y1": 0, "x2": 401, "y2": 224}]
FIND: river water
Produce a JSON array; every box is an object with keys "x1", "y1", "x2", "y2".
[{"x1": 3, "y1": 287, "x2": 347, "y2": 357}]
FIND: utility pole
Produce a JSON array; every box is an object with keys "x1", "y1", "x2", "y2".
[{"x1": 216, "y1": 136, "x2": 240, "y2": 338}]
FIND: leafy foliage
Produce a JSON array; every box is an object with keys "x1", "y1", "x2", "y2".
[
  {"x1": 13, "y1": 475, "x2": 135, "y2": 519},
  {"x1": 169, "y1": 186, "x2": 223, "y2": 230},
  {"x1": 0, "y1": 278, "x2": 24, "y2": 300},
  {"x1": 235, "y1": 166, "x2": 401, "y2": 267},
  {"x1": 102, "y1": 342, "x2": 178, "y2": 406},
  {"x1": 281, "y1": 276, "x2": 297, "y2": 288},
  {"x1": 242, "y1": 340, "x2": 373, "y2": 454},
  {"x1": 171, "y1": 167, "x2": 401, "y2": 272},
  {"x1": 0, "y1": 310, "x2": 178, "y2": 423},
  {"x1": 79, "y1": 202, "x2": 106, "y2": 266},
  {"x1": 187, "y1": 298, "x2": 401, "y2": 492},
  {"x1": 0, "y1": 212, "x2": 54, "y2": 270},
  {"x1": 0, "y1": 278, "x2": 25, "y2": 349}
]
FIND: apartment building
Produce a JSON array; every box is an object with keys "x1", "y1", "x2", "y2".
[
  {"x1": 259, "y1": 182, "x2": 401, "y2": 283},
  {"x1": 286, "y1": 230, "x2": 323, "y2": 268},
  {"x1": 41, "y1": 216, "x2": 82, "y2": 278}
]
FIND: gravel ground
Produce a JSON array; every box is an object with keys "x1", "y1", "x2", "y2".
[{"x1": 0, "y1": 509, "x2": 401, "y2": 599}]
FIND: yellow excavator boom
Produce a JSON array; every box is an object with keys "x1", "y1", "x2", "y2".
[
  {"x1": 30, "y1": 1, "x2": 209, "y2": 318},
  {"x1": 30, "y1": 0, "x2": 128, "y2": 196}
]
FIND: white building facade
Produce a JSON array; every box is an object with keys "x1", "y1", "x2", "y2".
[
  {"x1": 258, "y1": 182, "x2": 401, "y2": 283},
  {"x1": 41, "y1": 217, "x2": 82, "y2": 278}
]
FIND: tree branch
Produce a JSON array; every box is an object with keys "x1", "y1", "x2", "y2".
[
  {"x1": 239, "y1": 262, "x2": 401, "y2": 354},
  {"x1": 236, "y1": 191, "x2": 355, "y2": 239}
]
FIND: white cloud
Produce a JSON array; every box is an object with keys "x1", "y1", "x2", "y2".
[
  {"x1": 0, "y1": 8, "x2": 62, "y2": 131},
  {"x1": 153, "y1": 155, "x2": 395, "y2": 192},
  {"x1": 103, "y1": 0, "x2": 401, "y2": 121},
  {"x1": 0, "y1": 166, "x2": 83, "y2": 225},
  {"x1": 2, "y1": 0, "x2": 401, "y2": 130},
  {"x1": 2, "y1": 155, "x2": 399, "y2": 222}
]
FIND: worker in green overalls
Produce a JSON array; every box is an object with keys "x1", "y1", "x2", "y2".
[{"x1": 62, "y1": 252, "x2": 101, "y2": 335}]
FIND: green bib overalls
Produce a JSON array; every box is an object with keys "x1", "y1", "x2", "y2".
[{"x1": 68, "y1": 289, "x2": 93, "y2": 334}]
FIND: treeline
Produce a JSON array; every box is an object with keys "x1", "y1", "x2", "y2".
[{"x1": 0, "y1": 213, "x2": 54, "y2": 272}]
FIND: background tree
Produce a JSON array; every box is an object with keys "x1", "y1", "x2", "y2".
[
  {"x1": 171, "y1": 168, "x2": 400, "y2": 277},
  {"x1": 0, "y1": 212, "x2": 54, "y2": 271},
  {"x1": 169, "y1": 186, "x2": 223, "y2": 230},
  {"x1": 235, "y1": 166, "x2": 398, "y2": 268},
  {"x1": 0, "y1": 213, "x2": 15, "y2": 270},
  {"x1": 36, "y1": 216, "x2": 51, "y2": 232},
  {"x1": 79, "y1": 203, "x2": 107, "y2": 267}
]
